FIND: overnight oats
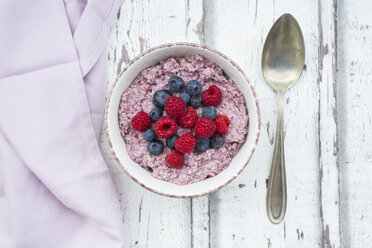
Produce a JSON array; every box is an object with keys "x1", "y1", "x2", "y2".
[{"x1": 118, "y1": 54, "x2": 249, "y2": 185}]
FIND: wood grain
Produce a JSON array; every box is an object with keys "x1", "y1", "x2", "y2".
[
  {"x1": 205, "y1": 0, "x2": 321, "y2": 247},
  {"x1": 318, "y1": 0, "x2": 341, "y2": 247},
  {"x1": 99, "y1": 0, "x2": 372, "y2": 247},
  {"x1": 337, "y1": 0, "x2": 372, "y2": 247},
  {"x1": 102, "y1": 1, "x2": 207, "y2": 247}
]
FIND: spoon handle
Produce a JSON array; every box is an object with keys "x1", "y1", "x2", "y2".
[{"x1": 266, "y1": 92, "x2": 287, "y2": 224}]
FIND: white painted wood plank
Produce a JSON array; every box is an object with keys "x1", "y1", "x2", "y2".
[
  {"x1": 191, "y1": 196, "x2": 210, "y2": 248},
  {"x1": 204, "y1": 0, "x2": 322, "y2": 247},
  {"x1": 337, "y1": 0, "x2": 372, "y2": 247},
  {"x1": 100, "y1": 1, "x2": 203, "y2": 247},
  {"x1": 318, "y1": 0, "x2": 341, "y2": 247}
]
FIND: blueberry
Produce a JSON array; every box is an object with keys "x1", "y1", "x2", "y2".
[
  {"x1": 179, "y1": 93, "x2": 191, "y2": 105},
  {"x1": 149, "y1": 108, "x2": 163, "y2": 122},
  {"x1": 168, "y1": 76, "x2": 185, "y2": 93},
  {"x1": 186, "y1": 80, "x2": 202, "y2": 96},
  {"x1": 211, "y1": 135, "x2": 225, "y2": 149},
  {"x1": 190, "y1": 94, "x2": 202, "y2": 108},
  {"x1": 166, "y1": 134, "x2": 179, "y2": 149},
  {"x1": 147, "y1": 140, "x2": 164, "y2": 155},
  {"x1": 143, "y1": 129, "x2": 156, "y2": 142},
  {"x1": 153, "y1": 90, "x2": 172, "y2": 108},
  {"x1": 195, "y1": 136, "x2": 210, "y2": 152},
  {"x1": 202, "y1": 106, "x2": 217, "y2": 120}
]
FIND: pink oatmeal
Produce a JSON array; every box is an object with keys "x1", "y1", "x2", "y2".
[{"x1": 118, "y1": 54, "x2": 249, "y2": 185}]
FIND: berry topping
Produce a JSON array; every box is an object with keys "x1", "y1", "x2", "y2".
[
  {"x1": 186, "y1": 80, "x2": 202, "y2": 96},
  {"x1": 175, "y1": 133, "x2": 197, "y2": 153},
  {"x1": 177, "y1": 107, "x2": 197, "y2": 128},
  {"x1": 211, "y1": 135, "x2": 225, "y2": 148},
  {"x1": 166, "y1": 134, "x2": 179, "y2": 149},
  {"x1": 202, "y1": 85, "x2": 222, "y2": 106},
  {"x1": 154, "y1": 116, "x2": 177, "y2": 138},
  {"x1": 165, "y1": 96, "x2": 186, "y2": 118},
  {"x1": 202, "y1": 106, "x2": 217, "y2": 120},
  {"x1": 194, "y1": 117, "x2": 216, "y2": 138},
  {"x1": 131, "y1": 111, "x2": 152, "y2": 132},
  {"x1": 149, "y1": 107, "x2": 163, "y2": 122},
  {"x1": 195, "y1": 136, "x2": 210, "y2": 152},
  {"x1": 190, "y1": 94, "x2": 202, "y2": 108},
  {"x1": 168, "y1": 76, "x2": 185, "y2": 93},
  {"x1": 143, "y1": 129, "x2": 156, "y2": 141},
  {"x1": 180, "y1": 93, "x2": 191, "y2": 105},
  {"x1": 132, "y1": 73, "x2": 231, "y2": 167},
  {"x1": 147, "y1": 140, "x2": 164, "y2": 155},
  {"x1": 165, "y1": 150, "x2": 184, "y2": 169},
  {"x1": 153, "y1": 90, "x2": 172, "y2": 108},
  {"x1": 214, "y1": 115, "x2": 230, "y2": 134}
]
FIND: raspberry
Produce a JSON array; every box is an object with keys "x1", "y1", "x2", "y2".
[
  {"x1": 177, "y1": 107, "x2": 197, "y2": 128},
  {"x1": 175, "y1": 133, "x2": 197, "y2": 153},
  {"x1": 131, "y1": 111, "x2": 152, "y2": 132},
  {"x1": 214, "y1": 115, "x2": 230, "y2": 134},
  {"x1": 154, "y1": 117, "x2": 177, "y2": 138},
  {"x1": 165, "y1": 150, "x2": 184, "y2": 169},
  {"x1": 165, "y1": 96, "x2": 186, "y2": 118},
  {"x1": 202, "y1": 85, "x2": 222, "y2": 106},
  {"x1": 194, "y1": 117, "x2": 216, "y2": 138}
]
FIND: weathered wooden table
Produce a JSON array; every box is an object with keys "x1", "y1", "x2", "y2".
[{"x1": 100, "y1": 0, "x2": 372, "y2": 247}]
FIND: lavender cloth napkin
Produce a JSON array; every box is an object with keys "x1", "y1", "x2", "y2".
[{"x1": 0, "y1": 0, "x2": 125, "y2": 247}]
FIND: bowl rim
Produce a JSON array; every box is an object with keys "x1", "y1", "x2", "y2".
[{"x1": 105, "y1": 42, "x2": 261, "y2": 198}]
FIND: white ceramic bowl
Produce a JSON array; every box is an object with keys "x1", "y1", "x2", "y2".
[{"x1": 105, "y1": 43, "x2": 260, "y2": 198}]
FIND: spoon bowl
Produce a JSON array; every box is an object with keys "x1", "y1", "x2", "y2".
[
  {"x1": 262, "y1": 14, "x2": 305, "y2": 91},
  {"x1": 262, "y1": 13, "x2": 305, "y2": 224}
]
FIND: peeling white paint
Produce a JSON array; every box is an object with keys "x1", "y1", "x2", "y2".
[{"x1": 98, "y1": 0, "x2": 371, "y2": 247}]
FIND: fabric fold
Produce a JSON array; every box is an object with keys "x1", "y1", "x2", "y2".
[
  {"x1": 0, "y1": 0, "x2": 125, "y2": 247},
  {"x1": 72, "y1": 0, "x2": 122, "y2": 76}
]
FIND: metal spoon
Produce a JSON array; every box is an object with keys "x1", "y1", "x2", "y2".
[{"x1": 262, "y1": 13, "x2": 305, "y2": 224}]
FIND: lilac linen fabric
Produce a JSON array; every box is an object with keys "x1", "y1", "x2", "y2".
[{"x1": 0, "y1": 0, "x2": 125, "y2": 247}]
